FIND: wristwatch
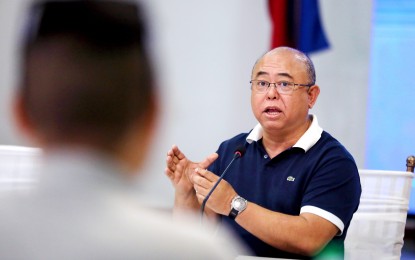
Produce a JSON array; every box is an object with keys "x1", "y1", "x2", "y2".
[{"x1": 229, "y1": 195, "x2": 247, "y2": 220}]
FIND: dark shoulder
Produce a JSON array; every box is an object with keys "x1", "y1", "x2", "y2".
[
  {"x1": 209, "y1": 132, "x2": 250, "y2": 172},
  {"x1": 313, "y1": 131, "x2": 356, "y2": 162},
  {"x1": 216, "y1": 132, "x2": 249, "y2": 154}
]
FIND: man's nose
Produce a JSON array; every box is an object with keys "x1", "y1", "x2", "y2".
[{"x1": 266, "y1": 83, "x2": 280, "y2": 100}]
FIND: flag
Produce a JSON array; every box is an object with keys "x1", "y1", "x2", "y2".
[{"x1": 268, "y1": 0, "x2": 330, "y2": 54}]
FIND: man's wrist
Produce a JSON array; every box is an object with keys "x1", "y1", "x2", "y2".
[
  {"x1": 174, "y1": 189, "x2": 199, "y2": 207},
  {"x1": 229, "y1": 195, "x2": 248, "y2": 220}
]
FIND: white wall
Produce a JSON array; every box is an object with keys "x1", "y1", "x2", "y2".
[
  {"x1": 0, "y1": 0, "x2": 29, "y2": 145},
  {"x1": 312, "y1": 0, "x2": 372, "y2": 169},
  {"x1": 0, "y1": 0, "x2": 372, "y2": 207}
]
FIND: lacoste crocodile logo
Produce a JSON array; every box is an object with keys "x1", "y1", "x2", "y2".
[{"x1": 287, "y1": 176, "x2": 295, "y2": 182}]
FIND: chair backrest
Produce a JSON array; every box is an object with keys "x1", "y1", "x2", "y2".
[
  {"x1": 344, "y1": 156, "x2": 415, "y2": 260},
  {"x1": 0, "y1": 145, "x2": 42, "y2": 192}
]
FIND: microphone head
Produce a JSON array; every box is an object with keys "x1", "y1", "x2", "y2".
[{"x1": 234, "y1": 145, "x2": 246, "y2": 158}]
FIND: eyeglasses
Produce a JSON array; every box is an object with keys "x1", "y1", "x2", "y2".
[{"x1": 250, "y1": 80, "x2": 313, "y2": 95}]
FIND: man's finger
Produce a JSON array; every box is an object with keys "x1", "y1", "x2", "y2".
[
  {"x1": 194, "y1": 168, "x2": 217, "y2": 182},
  {"x1": 172, "y1": 145, "x2": 186, "y2": 160},
  {"x1": 199, "y1": 153, "x2": 218, "y2": 169}
]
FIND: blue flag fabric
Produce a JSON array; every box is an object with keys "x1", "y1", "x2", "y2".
[{"x1": 270, "y1": 0, "x2": 330, "y2": 54}]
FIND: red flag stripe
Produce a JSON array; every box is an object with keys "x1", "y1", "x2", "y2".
[{"x1": 268, "y1": 0, "x2": 288, "y2": 49}]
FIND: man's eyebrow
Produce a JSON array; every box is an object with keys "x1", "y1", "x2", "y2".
[
  {"x1": 276, "y1": 72, "x2": 294, "y2": 79},
  {"x1": 254, "y1": 71, "x2": 294, "y2": 79},
  {"x1": 254, "y1": 71, "x2": 269, "y2": 78}
]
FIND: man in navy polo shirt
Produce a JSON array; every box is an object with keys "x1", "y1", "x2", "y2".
[{"x1": 165, "y1": 47, "x2": 361, "y2": 259}]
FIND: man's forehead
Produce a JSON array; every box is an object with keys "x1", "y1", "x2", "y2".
[
  {"x1": 253, "y1": 52, "x2": 296, "y2": 71},
  {"x1": 261, "y1": 49, "x2": 302, "y2": 64}
]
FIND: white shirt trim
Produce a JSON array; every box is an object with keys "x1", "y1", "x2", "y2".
[
  {"x1": 246, "y1": 124, "x2": 262, "y2": 144},
  {"x1": 292, "y1": 115, "x2": 323, "y2": 152},
  {"x1": 300, "y1": 205, "x2": 344, "y2": 235},
  {"x1": 246, "y1": 114, "x2": 323, "y2": 152}
]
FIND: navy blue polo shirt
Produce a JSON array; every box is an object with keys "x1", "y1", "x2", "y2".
[{"x1": 209, "y1": 115, "x2": 361, "y2": 259}]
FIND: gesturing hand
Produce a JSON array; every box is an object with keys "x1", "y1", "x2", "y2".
[
  {"x1": 192, "y1": 168, "x2": 237, "y2": 216},
  {"x1": 165, "y1": 145, "x2": 218, "y2": 197}
]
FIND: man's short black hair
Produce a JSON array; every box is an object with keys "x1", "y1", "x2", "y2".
[
  {"x1": 23, "y1": 0, "x2": 147, "y2": 50},
  {"x1": 20, "y1": 0, "x2": 155, "y2": 149}
]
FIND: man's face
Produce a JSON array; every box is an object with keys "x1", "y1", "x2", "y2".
[{"x1": 250, "y1": 50, "x2": 313, "y2": 135}]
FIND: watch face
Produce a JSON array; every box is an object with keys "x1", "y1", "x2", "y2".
[
  {"x1": 233, "y1": 197, "x2": 247, "y2": 211},
  {"x1": 234, "y1": 199, "x2": 243, "y2": 208}
]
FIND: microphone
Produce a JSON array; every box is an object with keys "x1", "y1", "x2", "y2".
[{"x1": 200, "y1": 145, "x2": 246, "y2": 221}]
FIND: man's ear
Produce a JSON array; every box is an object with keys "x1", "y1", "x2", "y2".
[
  {"x1": 307, "y1": 85, "x2": 320, "y2": 109},
  {"x1": 132, "y1": 93, "x2": 159, "y2": 163},
  {"x1": 12, "y1": 92, "x2": 41, "y2": 145},
  {"x1": 117, "y1": 92, "x2": 160, "y2": 173}
]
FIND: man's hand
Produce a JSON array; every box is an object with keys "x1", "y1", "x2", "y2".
[
  {"x1": 165, "y1": 145, "x2": 218, "y2": 201},
  {"x1": 192, "y1": 168, "x2": 237, "y2": 216}
]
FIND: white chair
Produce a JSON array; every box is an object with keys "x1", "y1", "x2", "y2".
[
  {"x1": 0, "y1": 145, "x2": 42, "y2": 192},
  {"x1": 344, "y1": 156, "x2": 415, "y2": 260}
]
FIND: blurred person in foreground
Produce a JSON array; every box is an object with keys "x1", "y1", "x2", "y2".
[
  {"x1": 166, "y1": 46, "x2": 361, "y2": 259},
  {"x1": 0, "y1": 1, "x2": 246, "y2": 259}
]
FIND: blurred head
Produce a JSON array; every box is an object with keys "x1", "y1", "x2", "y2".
[
  {"x1": 250, "y1": 47, "x2": 320, "y2": 136},
  {"x1": 14, "y1": 0, "x2": 158, "y2": 172}
]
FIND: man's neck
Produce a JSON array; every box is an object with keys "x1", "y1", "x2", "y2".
[{"x1": 262, "y1": 117, "x2": 312, "y2": 158}]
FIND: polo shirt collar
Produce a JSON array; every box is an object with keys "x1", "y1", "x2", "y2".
[{"x1": 246, "y1": 114, "x2": 323, "y2": 152}]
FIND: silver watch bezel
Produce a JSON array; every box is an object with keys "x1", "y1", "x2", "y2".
[{"x1": 231, "y1": 195, "x2": 247, "y2": 212}]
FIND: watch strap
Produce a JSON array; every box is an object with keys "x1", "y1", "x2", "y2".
[
  {"x1": 229, "y1": 195, "x2": 247, "y2": 220},
  {"x1": 229, "y1": 208, "x2": 239, "y2": 220}
]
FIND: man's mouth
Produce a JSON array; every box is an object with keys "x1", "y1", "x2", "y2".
[{"x1": 264, "y1": 106, "x2": 282, "y2": 115}]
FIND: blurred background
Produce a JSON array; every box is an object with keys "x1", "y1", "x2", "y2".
[{"x1": 1, "y1": 0, "x2": 415, "y2": 218}]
